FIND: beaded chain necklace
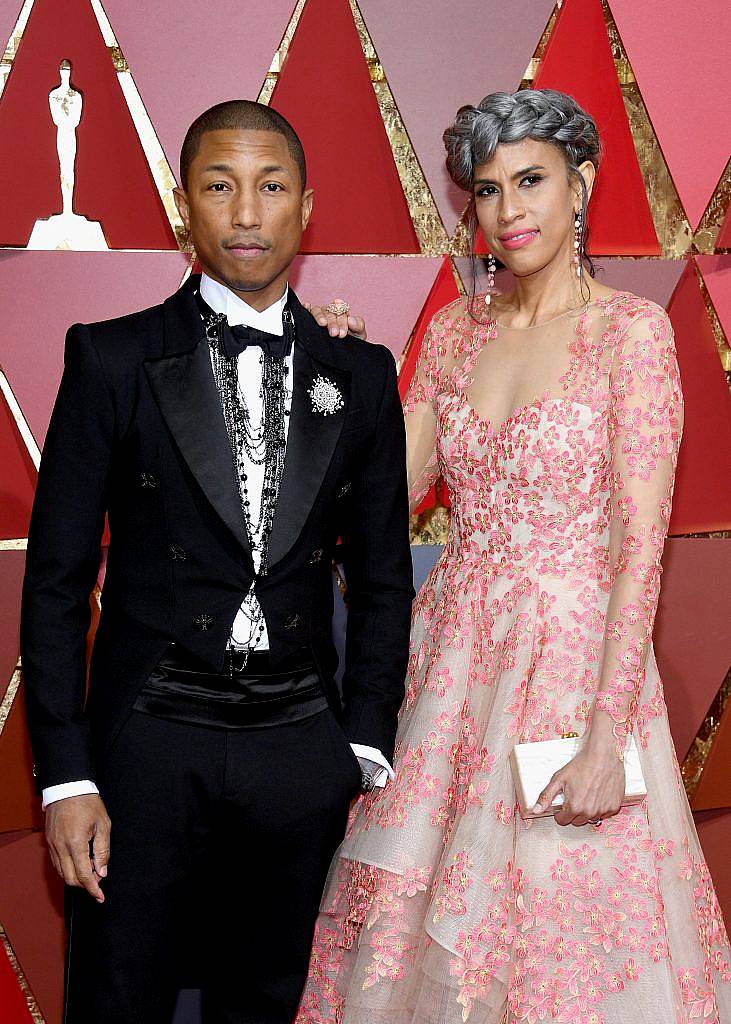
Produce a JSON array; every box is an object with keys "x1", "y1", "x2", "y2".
[{"x1": 203, "y1": 308, "x2": 295, "y2": 655}]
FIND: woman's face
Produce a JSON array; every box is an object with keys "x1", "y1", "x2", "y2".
[{"x1": 472, "y1": 138, "x2": 592, "y2": 279}]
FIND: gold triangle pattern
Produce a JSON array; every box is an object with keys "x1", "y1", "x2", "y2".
[
  {"x1": 693, "y1": 258, "x2": 731, "y2": 374},
  {"x1": 694, "y1": 158, "x2": 731, "y2": 255},
  {"x1": 0, "y1": 662, "x2": 21, "y2": 742}
]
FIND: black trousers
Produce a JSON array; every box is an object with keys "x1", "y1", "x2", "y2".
[{"x1": 64, "y1": 707, "x2": 362, "y2": 1023}]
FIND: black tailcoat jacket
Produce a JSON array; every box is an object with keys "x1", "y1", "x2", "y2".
[{"x1": 21, "y1": 277, "x2": 414, "y2": 791}]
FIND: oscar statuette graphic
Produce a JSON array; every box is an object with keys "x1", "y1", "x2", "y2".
[{"x1": 27, "y1": 59, "x2": 109, "y2": 250}]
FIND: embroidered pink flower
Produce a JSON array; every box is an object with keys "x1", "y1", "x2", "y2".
[
  {"x1": 362, "y1": 928, "x2": 417, "y2": 989},
  {"x1": 394, "y1": 866, "x2": 432, "y2": 899},
  {"x1": 433, "y1": 851, "x2": 473, "y2": 922}
]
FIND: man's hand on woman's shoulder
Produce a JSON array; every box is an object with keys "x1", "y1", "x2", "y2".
[{"x1": 303, "y1": 298, "x2": 367, "y2": 341}]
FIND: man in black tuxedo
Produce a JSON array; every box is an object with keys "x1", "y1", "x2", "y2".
[{"x1": 21, "y1": 100, "x2": 413, "y2": 1023}]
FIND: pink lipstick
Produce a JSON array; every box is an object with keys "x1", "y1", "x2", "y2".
[{"x1": 499, "y1": 229, "x2": 539, "y2": 251}]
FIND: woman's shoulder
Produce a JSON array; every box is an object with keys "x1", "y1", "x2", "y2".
[
  {"x1": 429, "y1": 294, "x2": 472, "y2": 330},
  {"x1": 591, "y1": 289, "x2": 674, "y2": 362},
  {"x1": 425, "y1": 295, "x2": 487, "y2": 361},
  {"x1": 596, "y1": 288, "x2": 671, "y2": 329}
]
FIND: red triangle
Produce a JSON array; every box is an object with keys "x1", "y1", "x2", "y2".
[
  {"x1": 0, "y1": 384, "x2": 36, "y2": 540},
  {"x1": 399, "y1": 256, "x2": 459, "y2": 512},
  {"x1": 0, "y1": 833, "x2": 65, "y2": 1023},
  {"x1": 0, "y1": 550, "x2": 38, "y2": 834},
  {"x1": 473, "y1": 226, "x2": 489, "y2": 256},
  {"x1": 0, "y1": 680, "x2": 42, "y2": 834},
  {"x1": 270, "y1": 0, "x2": 419, "y2": 254},
  {"x1": 0, "y1": 0, "x2": 176, "y2": 249},
  {"x1": 0, "y1": 943, "x2": 35, "y2": 1024},
  {"x1": 533, "y1": 0, "x2": 660, "y2": 256},
  {"x1": 0, "y1": 551, "x2": 25, "y2": 694},
  {"x1": 668, "y1": 261, "x2": 731, "y2": 533},
  {"x1": 691, "y1": 702, "x2": 731, "y2": 812}
]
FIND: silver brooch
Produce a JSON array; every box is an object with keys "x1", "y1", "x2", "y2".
[{"x1": 308, "y1": 375, "x2": 344, "y2": 416}]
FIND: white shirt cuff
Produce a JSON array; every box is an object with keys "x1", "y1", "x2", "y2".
[
  {"x1": 350, "y1": 744, "x2": 395, "y2": 788},
  {"x1": 42, "y1": 780, "x2": 99, "y2": 810}
]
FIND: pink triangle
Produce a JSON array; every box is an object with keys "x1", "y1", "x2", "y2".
[
  {"x1": 359, "y1": 0, "x2": 555, "y2": 236},
  {"x1": 288, "y1": 255, "x2": 443, "y2": 360},
  {"x1": 610, "y1": 0, "x2": 729, "y2": 230},
  {"x1": 104, "y1": 0, "x2": 296, "y2": 173},
  {"x1": 655, "y1": 538, "x2": 731, "y2": 760},
  {"x1": 0, "y1": 251, "x2": 187, "y2": 446}
]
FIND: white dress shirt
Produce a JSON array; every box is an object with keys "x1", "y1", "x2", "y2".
[
  {"x1": 42, "y1": 274, "x2": 392, "y2": 808},
  {"x1": 202, "y1": 274, "x2": 292, "y2": 650}
]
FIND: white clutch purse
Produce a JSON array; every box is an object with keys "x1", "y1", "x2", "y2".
[{"x1": 509, "y1": 733, "x2": 647, "y2": 820}]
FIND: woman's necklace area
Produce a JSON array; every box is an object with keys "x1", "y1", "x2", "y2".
[{"x1": 491, "y1": 296, "x2": 590, "y2": 331}]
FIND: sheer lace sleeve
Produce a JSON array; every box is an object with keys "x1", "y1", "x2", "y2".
[
  {"x1": 403, "y1": 312, "x2": 449, "y2": 513},
  {"x1": 594, "y1": 304, "x2": 683, "y2": 755}
]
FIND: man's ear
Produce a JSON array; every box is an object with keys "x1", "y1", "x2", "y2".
[
  {"x1": 301, "y1": 188, "x2": 314, "y2": 232},
  {"x1": 173, "y1": 187, "x2": 190, "y2": 234}
]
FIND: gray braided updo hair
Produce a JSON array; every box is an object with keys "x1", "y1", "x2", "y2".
[
  {"x1": 444, "y1": 89, "x2": 601, "y2": 193},
  {"x1": 444, "y1": 90, "x2": 601, "y2": 289}
]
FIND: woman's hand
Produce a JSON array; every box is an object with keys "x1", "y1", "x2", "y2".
[
  {"x1": 533, "y1": 721, "x2": 625, "y2": 827},
  {"x1": 303, "y1": 298, "x2": 367, "y2": 340}
]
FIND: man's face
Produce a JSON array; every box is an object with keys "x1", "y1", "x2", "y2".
[{"x1": 174, "y1": 128, "x2": 313, "y2": 310}]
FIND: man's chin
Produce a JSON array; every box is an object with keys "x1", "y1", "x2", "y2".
[
  {"x1": 202, "y1": 264, "x2": 273, "y2": 296},
  {"x1": 227, "y1": 276, "x2": 268, "y2": 294}
]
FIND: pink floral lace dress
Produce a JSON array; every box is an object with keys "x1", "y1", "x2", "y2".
[{"x1": 297, "y1": 291, "x2": 731, "y2": 1024}]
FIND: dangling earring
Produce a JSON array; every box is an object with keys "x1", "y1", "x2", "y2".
[
  {"x1": 573, "y1": 209, "x2": 583, "y2": 279},
  {"x1": 484, "y1": 252, "x2": 496, "y2": 307}
]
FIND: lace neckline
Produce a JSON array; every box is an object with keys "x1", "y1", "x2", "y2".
[{"x1": 490, "y1": 290, "x2": 628, "y2": 331}]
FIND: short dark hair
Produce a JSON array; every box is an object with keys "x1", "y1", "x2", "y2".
[{"x1": 179, "y1": 100, "x2": 307, "y2": 190}]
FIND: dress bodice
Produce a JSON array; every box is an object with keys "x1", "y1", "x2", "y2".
[{"x1": 437, "y1": 391, "x2": 611, "y2": 579}]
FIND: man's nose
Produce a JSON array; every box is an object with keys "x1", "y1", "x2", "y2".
[{"x1": 232, "y1": 191, "x2": 262, "y2": 230}]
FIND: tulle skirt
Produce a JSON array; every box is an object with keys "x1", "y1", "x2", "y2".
[{"x1": 297, "y1": 556, "x2": 731, "y2": 1023}]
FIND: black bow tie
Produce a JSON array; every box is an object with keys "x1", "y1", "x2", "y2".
[
  {"x1": 222, "y1": 321, "x2": 293, "y2": 360},
  {"x1": 195, "y1": 291, "x2": 294, "y2": 360}
]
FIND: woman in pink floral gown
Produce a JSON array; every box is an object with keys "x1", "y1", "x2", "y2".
[{"x1": 298, "y1": 90, "x2": 731, "y2": 1023}]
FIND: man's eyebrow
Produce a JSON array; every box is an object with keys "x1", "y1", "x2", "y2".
[
  {"x1": 201, "y1": 163, "x2": 234, "y2": 174},
  {"x1": 200, "y1": 163, "x2": 291, "y2": 175},
  {"x1": 473, "y1": 165, "x2": 547, "y2": 186}
]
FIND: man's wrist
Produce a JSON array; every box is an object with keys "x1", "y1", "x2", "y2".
[{"x1": 42, "y1": 780, "x2": 99, "y2": 810}]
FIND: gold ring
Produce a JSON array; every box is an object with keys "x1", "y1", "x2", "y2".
[{"x1": 323, "y1": 301, "x2": 350, "y2": 317}]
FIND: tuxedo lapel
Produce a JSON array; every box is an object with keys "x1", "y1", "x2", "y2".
[
  {"x1": 144, "y1": 279, "x2": 253, "y2": 566},
  {"x1": 267, "y1": 292, "x2": 351, "y2": 568}
]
